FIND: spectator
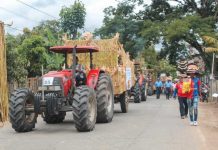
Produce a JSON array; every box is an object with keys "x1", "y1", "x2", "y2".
[
  {"x1": 165, "y1": 79, "x2": 172, "y2": 100},
  {"x1": 155, "y1": 78, "x2": 163, "y2": 99}
]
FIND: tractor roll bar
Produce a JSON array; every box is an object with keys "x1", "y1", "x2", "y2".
[{"x1": 71, "y1": 45, "x2": 77, "y2": 93}]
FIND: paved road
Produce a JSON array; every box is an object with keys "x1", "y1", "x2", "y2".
[{"x1": 0, "y1": 96, "x2": 206, "y2": 150}]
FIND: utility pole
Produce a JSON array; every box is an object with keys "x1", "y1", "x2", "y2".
[{"x1": 211, "y1": 52, "x2": 215, "y2": 101}]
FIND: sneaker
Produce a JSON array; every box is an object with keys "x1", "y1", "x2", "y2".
[
  {"x1": 190, "y1": 122, "x2": 194, "y2": 126},
  {"x1": 181, "y1": 116, "x2": 185, "y2": 119},
  {"x1": 194, "y1": 121, "x2": 198, "y2": 126}
]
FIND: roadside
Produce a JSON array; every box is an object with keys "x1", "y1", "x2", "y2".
[{"x1": 198, "y1": 101, "x2": 218, "y2": 150}]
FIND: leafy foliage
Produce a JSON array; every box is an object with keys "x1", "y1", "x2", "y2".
[
  {"x1": 97, "y1": 0, "x2": 218, "y2": 71},
  {"x1": 95, "y1": 0, "x2": 144, "y2": 58},
  {"x1": 32, "y1": 20, "x2": 63, "y2": 46},
  {"x1": 6, "y1": 34, "x2": 27, "y2": 84},
  {"x1": 17, "y1": 35, "x2": 47, "y2": 77},
  {"x1": 6, "y1": 20, "x2": 64, "y2": 82},
  {"x1": 157, "y1": 59, "x2": 177, "y2": 78},
  {"x1": 59, "y1": 0, "x2": 86, "y2": 39}
]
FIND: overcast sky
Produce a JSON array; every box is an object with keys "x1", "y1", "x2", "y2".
[{"x1": 0, "y1": 0, "x2": 122, "y2": 34}]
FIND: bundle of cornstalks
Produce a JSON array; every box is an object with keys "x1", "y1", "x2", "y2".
[
  {"x1": 64, "y1": 33, "x2": 135, "y2": 94},
  {"x1": 0, "y1": 21, "x2": 8, "y2": 123}
]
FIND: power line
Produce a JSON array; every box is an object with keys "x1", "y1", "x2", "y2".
[
  {"x1": 5, "y1": 26, "x2": 23, "y2": 32},
  {"x1": 0, "y1": 6, "x2": 39, "y2": 24},
  {"x1": 16, "y1": 0, "x2": 58, "y2": 19}
]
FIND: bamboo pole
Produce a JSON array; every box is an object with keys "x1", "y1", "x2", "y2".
[{"x1": 0, "y1": 21, "x2": 9, "y2": 123}]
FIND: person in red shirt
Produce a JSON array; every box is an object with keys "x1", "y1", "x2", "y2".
[
  {"x1": 173, "y1": 74, "x2": 188, "y2": 119},
  {"x1": 186, "y1": 75, "x2": 195, "y2": 125}
]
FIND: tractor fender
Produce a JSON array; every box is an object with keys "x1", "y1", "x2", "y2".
[{"x1": 86, "y1": 69, "x2": 104, "y2": 89}]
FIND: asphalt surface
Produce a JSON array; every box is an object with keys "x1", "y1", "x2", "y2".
[{"x1": 0, "y1": 95, "x2": 206, "y2": 150}]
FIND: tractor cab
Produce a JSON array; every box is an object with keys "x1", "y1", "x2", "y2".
[
  {"x1": 49, "y1": 45, "x2": 99, "y2": 88},
  {"x1": 49, "y1": 45, "x2": 99, "y2": 70}
]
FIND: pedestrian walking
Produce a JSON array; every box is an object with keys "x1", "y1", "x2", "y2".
[
  {"x1": 187, "y1": 73, "x2": 201, "y2": 126},
  {"x1": 165, "y1": 78, "x2": 172, "y2": 100},
  {"x1": 172, "y1": 80, "x2": 178, "y2": 99},
  {"x1": 173, "y1": 74, "x2": 188, "y2": 119},
  {"x1": 155, "y1": 78, "x2": 163, "y2": 99}
]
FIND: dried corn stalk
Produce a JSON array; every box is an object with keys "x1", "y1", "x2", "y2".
[
  {"x1": 65, "y1": 33, "x2": 135, "y2": 95},
  {"x1": 0, "y1": 21, "x2": 8, "y2": 122}
]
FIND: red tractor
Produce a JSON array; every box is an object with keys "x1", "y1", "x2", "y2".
[{"x1": 9, "y1": 45, "x2": 114, "y2": 132}]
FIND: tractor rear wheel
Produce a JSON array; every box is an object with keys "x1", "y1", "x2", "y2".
[
  {"x1": 96, "y1": 74, "x2": 114, "y2": 123},
  {"x1": 134, "y1": 82, "x2": 141, "y2": 103},
  {"x1": 73, "y1": 86, "x2": 97, "y2": 132},
  {"x1": 120, "y1": 91, "x2": 129, "y2": 113},
  {"x1": 9, "y1": 88, "x2": 37, "y2": 132}
]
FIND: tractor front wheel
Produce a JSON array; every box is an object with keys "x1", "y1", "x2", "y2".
[
  {"x1": 73, "y1": 86, "x2": 97, "y2": 132},
  {"x1": 96, "y1": 74, "x2": 114, "y2": 123},
  {"x1": 9, "y1": 88, "x2": 37, "y2": 132}
]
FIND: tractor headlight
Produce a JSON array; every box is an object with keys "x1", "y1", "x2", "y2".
[
  {"x1": 48, "y1": 85, "x2": 61, "y2": 91},
  {"x1": 38, "y1": 85, "x2": 61, "y2": 91}
]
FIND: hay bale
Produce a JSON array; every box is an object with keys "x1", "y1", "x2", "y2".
[
  {"x1": 0, "y1": 21, "x2": 8, "y2": 122},
  {"x1": 64, "y1": 34, "x2": 135, "y2": 95}
]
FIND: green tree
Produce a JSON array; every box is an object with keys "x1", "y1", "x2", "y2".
[
  {"x1": 157, "y1": 59, "x2": 177, "y2": 78},
  {"x1": 32, "y1": 20, "x2": 64, "y2": 71},
  {"x1": 32, "y1": 20, "x2": 63, "y2": 46},
  {"x1": 140, "y1": 0, "x2": 217, "y2": 67},
  {"x1": 17, "y1": 35, "x2": 47, "y2": 77},
  {"x1": 95, "y1": 0, "x2": 144, "y2": 58},
  {"x1": 6, "y1": 34, "x2": 27, "y2": 85},
  {"x1": 59, "y1": 0, "x2": 86, "y2": 39},
  {"x1": 143, "y1": 45, "x2": 158, "y2": 69}
]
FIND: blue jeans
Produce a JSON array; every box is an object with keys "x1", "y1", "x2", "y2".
[
  {"x1": 187, "y1": 97, "x2": 199, "y2": 122},
  {"x1": 156, "y1": 87, "x2": 161, "y2": 99},
  {"x1": 165, "y1": 87, "x2": 171, "y2": 99}
]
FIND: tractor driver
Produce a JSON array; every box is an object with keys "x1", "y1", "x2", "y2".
[{"x1": 75, "y1": 56, "x2": 86, "y2": 86}]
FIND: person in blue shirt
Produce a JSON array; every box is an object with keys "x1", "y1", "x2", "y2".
[
  {"x1": 155, "y1": 78, "x2": 163, "y2": 99},
  {"x1": 189, "y1": 72, "x2": 201, "y2": 126},
  {"x1": 165, "y1": 79, "x2": 172, "y2": 100}
]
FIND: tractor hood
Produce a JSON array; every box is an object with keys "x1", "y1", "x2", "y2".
[
  {"x1": 40, "y1": 70, "x2": 72, "y2": 86},
  {"x1": 43, "y1": 70, "x2": 72, "y2": 78}
]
